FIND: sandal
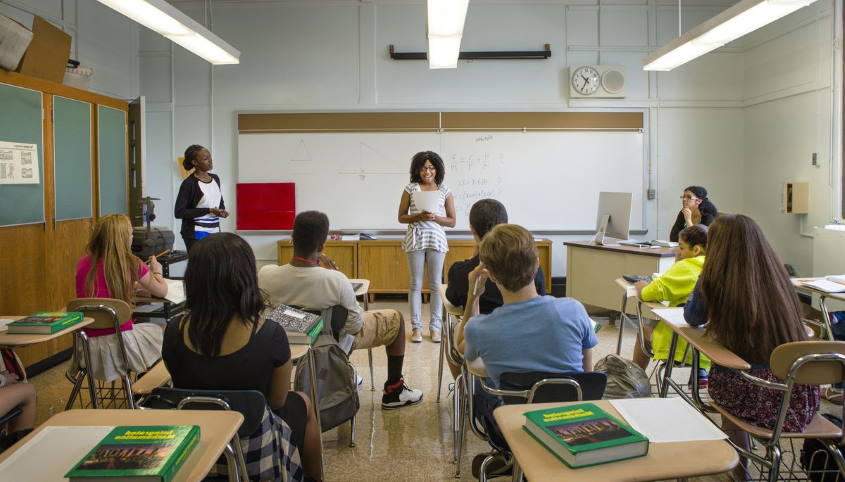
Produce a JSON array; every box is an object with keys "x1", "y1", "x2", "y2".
[{"x1": 824, "y1": 386, "x2": 843, "y2": 405}]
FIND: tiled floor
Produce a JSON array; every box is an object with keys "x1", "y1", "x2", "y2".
[{"x1": 26, "y1": 299, "x2": 839, "y2": 481}]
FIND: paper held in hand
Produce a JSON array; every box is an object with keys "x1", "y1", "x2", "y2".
[
  {"x1": 412, "y1": 190, "x2": 440, "y2": 214},
  {"x1": 164, "y1": 279, "x2": 186, "y2": 304}
]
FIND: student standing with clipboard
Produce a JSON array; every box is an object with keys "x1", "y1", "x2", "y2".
[{"x1": 397, "y1": 151, "x2": 456, "y2": 343}]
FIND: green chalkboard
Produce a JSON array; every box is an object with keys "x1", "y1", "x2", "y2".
[
  {"x1": 98, "y1": 105, "x2": 127, "y2": 215},
  {"x1": 0, "y1": 82, "x2": 44, "y2": 226},
  {"x1": 54, "y1": 96, "x2": 93, "y2": 220}
]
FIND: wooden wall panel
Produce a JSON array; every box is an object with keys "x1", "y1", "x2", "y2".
[
  {"x1": 50, "y1": 219, "x2": 93, "y2": 307},
  {"x1": 0, "y1": 224, "x2": 48, "y2": 314}
]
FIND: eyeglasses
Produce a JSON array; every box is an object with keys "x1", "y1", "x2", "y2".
[{"x1": 680, "y1": 195, "x2": 700, "y2": 201}]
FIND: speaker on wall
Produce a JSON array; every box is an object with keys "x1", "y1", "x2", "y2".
[{"x1": 569, "y1": 65, "x2": 626, "y2": 99}]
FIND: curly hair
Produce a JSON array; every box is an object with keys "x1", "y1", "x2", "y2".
[{"x1": 409, "y1": 151, "x2": 445, "y2": 185}]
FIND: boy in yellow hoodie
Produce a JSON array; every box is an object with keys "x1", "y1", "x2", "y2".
[{"x1": 633, "y1": 224, "x2": 711, "y2": 385}]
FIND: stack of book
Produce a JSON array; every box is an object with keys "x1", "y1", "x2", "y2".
[
  {"x1": 7, "y1": 312, "x2": 84, "y2": 334},
  {"x1": 65, "y1": 425, "x2": 200, "y2": 481},
  {"x1": 267, "y1": 304, "x2": 324, "y2": 344},
  {"x1": 522, "y1": 403, "x2": 648, "y2": 468}
]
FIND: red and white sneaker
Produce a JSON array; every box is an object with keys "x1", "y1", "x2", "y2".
[{"x1": 381, "y1": 378, "x2": 423, "y2": 410}]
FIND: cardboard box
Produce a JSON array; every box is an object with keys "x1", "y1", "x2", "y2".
[
  {"x1": 17, "y1": 16, "x2": 71, "y2": 83},
  {"x1": 0, "y1": 13, "x2": 33, "y2": 71}
]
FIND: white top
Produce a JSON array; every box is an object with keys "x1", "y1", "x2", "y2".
[
  {"x1": 194, "y1": 178, "x2": 222, "y2": 235},
  {"x1": 402, "y1": 182, "x2": 450, "y2": 253},
  {"x1": 258, "y1": 264, "x2": 363, "y2": 351}
]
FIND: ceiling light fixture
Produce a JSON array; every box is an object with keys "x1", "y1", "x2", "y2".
[
  {"x1": 427, "y1": 0, "x2": 469, "y2": 69},
  {"x1": 643, "y1": 0, "x2": 817, "y2": 71},
  {"x1": 95, "y1": 0, "x2": 240, "y2": 65}
]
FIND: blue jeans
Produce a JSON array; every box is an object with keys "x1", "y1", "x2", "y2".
[{"x1": 407, "y1": 248, "x2": 445, "y2": 332}]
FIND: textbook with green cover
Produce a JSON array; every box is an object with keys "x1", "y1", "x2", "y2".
[
  {"x1": 522, "y1": 403, "x2": 648, "y2": 468},
  {"x1": 65, "y1": 425, "x2": 200, "y2": 481},
  {"x1": 7, "y1": 312, "x2": 84, "y2": 334}
]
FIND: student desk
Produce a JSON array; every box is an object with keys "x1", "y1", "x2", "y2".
[
  {"x1": 652, "y1": 308, "x2": 751, "y2": 410},
  {"x1": 0, "y1": 316, "x2": 94, "y2": 348},
  {"x1": 493, "y1": 400, "x2": 738, "y2": 481},
  {"x1": 133, "y1": 296, "x2": 185, "y2": 324},
  {"x1": 565, "y1": 241, "x2": 676, "y2": 318},
  {"x1": 613, "y1": 278, "x2": 668, "y2": 355},
  {"x1": 791, "y1": 277, "x2": 841, "y2": 340},
  {"x1": 0, "y1": 409, "x2": 243, "y2": 482},
  {"x1": 350, "y1": 278, "x2": 377, "y2": 391}
]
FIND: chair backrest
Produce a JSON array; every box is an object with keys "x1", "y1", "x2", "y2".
[
  {"x1": 286, "y1": 305, "x2": 346, "y2": 341},
  {"x1": 145, "y1": 387, "x2": 266, "y2": 437},
  {"x1": 438, "y1": 284, "x2": 463, "y2": 317},
  {"x1": 771, "y1": 341, "x2": 845, "y2": 385},
  {"x1": 499, "y1": 371, "x2": 607, "y2": 404},
  {"x1": 67, "y1": 298, "x2": 131, "y2": 330}
]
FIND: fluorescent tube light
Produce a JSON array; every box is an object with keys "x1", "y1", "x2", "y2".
[
  {"x1": 427, "y1": 0, "x2": 469, "y2": 69},
  {"x1": 95, "y1": 0, "x2": 240, "y2": 65},
  {"x1": 643, "y1": 0, "x2": 818, "y2": 71}
]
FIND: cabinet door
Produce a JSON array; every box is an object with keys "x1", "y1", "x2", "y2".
[
  {"x1": 276, "y1": 241, "x2": 356, "y2": 278},
  {"x1": 359, "y1": 243, "x2": 411, "y2": 293}
]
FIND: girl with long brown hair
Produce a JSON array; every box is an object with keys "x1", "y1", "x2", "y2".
[
  {"x1": 684, "y1": 215, "x2": 819, "y2": 476},
  {"x1": 74, "y1": 214, "x2": 169, "y2": 382}
]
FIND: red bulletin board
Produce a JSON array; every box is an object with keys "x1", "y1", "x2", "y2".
[{"x1": 236, "y1": 182, "x2": 296, "y2": 230}]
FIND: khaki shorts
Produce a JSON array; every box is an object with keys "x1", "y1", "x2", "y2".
[{"x1": 352, "y1": 309, "x2": 401, "y2": 350}]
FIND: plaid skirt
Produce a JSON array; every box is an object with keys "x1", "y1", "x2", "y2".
[
  {"x1": 209, "y1": 405, "x2": 304, "y2": 481},
  {"x1": 709, "y1": 366, "x2": 820, "y2": 432}
]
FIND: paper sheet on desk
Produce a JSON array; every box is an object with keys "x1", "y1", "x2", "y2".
[
  {"x1": 0, "y1": 318, "x2": 12, "y2": 333},
  {"x1": 610, "y1": 398, "x2": 727, "y2": 443},
  {"x1": 0, "y1": 425, "x2": 114, "y2": 480},
  {"x1": 164, "y1": 278, "x2": 186, "y2": 304},
  {"x1": 651, "y1": 308, "x2": 690, "y2": 327}
]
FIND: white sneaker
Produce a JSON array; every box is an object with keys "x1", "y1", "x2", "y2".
[
  {"x1": 410, "y1": 329, "x2": 422, "y2": 343},
  {"x1": 381, "y1": 379, "x2": 423, "y2": 410},
  {"x1": 355, "y1": 374, "x2": 363, "y2": 389}
]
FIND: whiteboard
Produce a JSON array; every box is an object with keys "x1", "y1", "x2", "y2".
[{"x1": 237, "y1": 131, "x2": 644, "y2": 231}]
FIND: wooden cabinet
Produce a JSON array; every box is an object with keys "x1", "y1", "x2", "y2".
[
  {"x1": 276, "y1": 238, "x2": 552, "y2": 296},
  {"x1": 276, "y1": 240, "x2": 357, "y2": 278}
]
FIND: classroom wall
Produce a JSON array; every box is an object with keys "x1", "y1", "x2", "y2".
[
  {"x1": 741, "y1": 0, "x2": 838, "y2": 276},
  {"x1": 139, "y1": 0, "x2": 751, "y2": 276},
  {"x1": 0, "y1": 0, "x2": 140, "y2": 100}
]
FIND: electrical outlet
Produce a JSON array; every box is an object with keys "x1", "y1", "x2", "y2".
[
  {"x1": 812, "y1": 152, "x2": 819, "y2": 167},
  {"x1": 647, "y1": 189, "x2": 656, "y2": 200}
]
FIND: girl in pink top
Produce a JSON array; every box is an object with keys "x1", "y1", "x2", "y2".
[{"x1": 74, "y1": 214, "x2": 168, "y2": 382}]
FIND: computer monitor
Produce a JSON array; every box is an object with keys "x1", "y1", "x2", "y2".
[{"x1": 594, "y1": 192, "x2": 632, "y2": 245}]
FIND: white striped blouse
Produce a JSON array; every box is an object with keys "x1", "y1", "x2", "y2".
[{"x1": 402, "y1": 182, "x2": 451, "y2": 253}]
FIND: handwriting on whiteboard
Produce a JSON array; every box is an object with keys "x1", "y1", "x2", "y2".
[{"x1": 448, "y1": 152, "x2": 506, "y2": 216}]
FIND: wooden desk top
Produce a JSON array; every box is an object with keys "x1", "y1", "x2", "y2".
[
  {"x1": 0, "y1": 316, "x2": 94, "y2": 347},
  {"x1": 0, "y1": 409, "x2": 243, "y2": 482},
  {"x1": 652, "y1": 308, "x2": 751, "y2": 370},
  {"x1": 791, "y1": 278, "x2": 845, "y2": 301},
  {"x1": 494, "y1": 400, "x2": 738, "y2": 481},
  {"x1": 349, "y1": 278, "x2": 370, "y2": 297},
  {"x1": 565, "y1": 240, "x2": 677, "y2": 257}
]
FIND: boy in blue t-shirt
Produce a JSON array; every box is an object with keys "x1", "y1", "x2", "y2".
[{"x1": 461, "y1": 223, "x2": 598, "y2": 459}]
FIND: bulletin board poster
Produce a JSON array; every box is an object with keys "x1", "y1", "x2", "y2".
[{"x1": 0, "y1": 140, "x2": 39, "y2": 184}]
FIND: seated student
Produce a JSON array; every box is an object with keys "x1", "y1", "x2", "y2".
[
  {"x1": 462, "y1": 224, "x2": 597, "y2": 456},
  {"x1": 258, "y1": 211, "x2": 423, "y2": 410},
  {"x1": 684, "y1": 215, "x2": 819, "y2": 479},
  {"x1": 446, "y1": 198, "x2": 546, "y2": 313},
  {"x1": 162, "y1": 233, "x2": 320, "y2": 481},
  {"x1": 0, "y1": 368, "x2": 36, "y2": 451},
  {"x1": 632, "y1": 224, "x2": 711, "y2": 384},
  {"x1": 75, "y1": 214, "x2": 168, "y2": 382}
]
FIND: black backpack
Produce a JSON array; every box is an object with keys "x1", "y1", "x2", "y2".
[{"x1": 801, "y1": 413, "x2": 845, "y2": 481}]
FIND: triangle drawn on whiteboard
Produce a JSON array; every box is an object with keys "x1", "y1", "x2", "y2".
[{"x1": 289, "y1": 139, "x2": 313, "y2": 163}]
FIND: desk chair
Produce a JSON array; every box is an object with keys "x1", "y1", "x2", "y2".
[
  {"x1": 438, "y1": 290, "x2": 469, "y2": 476},
  {"x1": 438, "y1": 284, "x2": 463, "y2": 403},
  {"x1": 709, "y1": 341, "x2": 845, "y2": 481},
  {"x1": 614, "y1": 279, "x2": 692, "y2": 394},
  {"x1": 476, "y1": 371, "x2": 607, "y2": 482},
  {"x1": 65, "y1": 298, "x2": 139, "y2": 410},
  {"x1": 143, "y1": 387, "x2": 258, "y2": 482}
]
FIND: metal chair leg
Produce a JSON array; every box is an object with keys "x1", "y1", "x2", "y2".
[
  {"x1": 368, "y1": 348, "x2": 375, "y2": 391},
  {"x1": 123, "y1": 374, "x2": 136, "y2": 409},
  {"x1": 79, "y1": 332, "x2": 100, "y2": 408},
  {"x1": 437, "y1": 313, "x2": 447, "y2": 402},
  {"x1": 452, "y1": 373, "x2": 462, "y2": 464},
  {"x1": 307, "y1": 348, "x2": 324, "y2": 479},
  {"x1": 349, "y1": 415, "x2": 356, "y2": 447}
]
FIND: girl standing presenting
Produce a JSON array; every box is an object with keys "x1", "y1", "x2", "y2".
[
  {"x1": 397, "y1": 151, "x2": 456, "y2": 343},
  {"x1": 175, "y1": 144, "x2": 229, "y2": 253}
]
